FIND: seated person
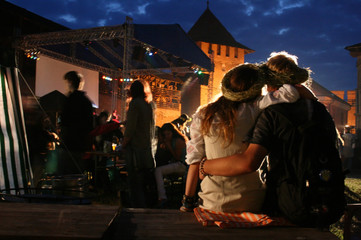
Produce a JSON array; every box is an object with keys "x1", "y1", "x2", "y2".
[
  {"x1": 199, "y1": 52, "x2": 344, "y2": 228},
  {"x1": 154, "y1": 126, "x2": 172, "y2": 167},
  {"x1": 181, "y1": 63, "x2": 301, "y2": 213},
  {"x1": 154, "y1": 123, "x2": 188, "y2": 207}
]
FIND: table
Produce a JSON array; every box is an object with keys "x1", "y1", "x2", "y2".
[{"x1": 85, "y1": 151, "x2": 126, "y2": 183}]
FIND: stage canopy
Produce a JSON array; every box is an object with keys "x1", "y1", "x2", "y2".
[{"x1": 15, "y1": 19, "x2": 212, "y2": 82}]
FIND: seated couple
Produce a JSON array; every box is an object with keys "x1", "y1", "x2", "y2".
[{"x1": 181, "y1": 52, "x2": 340, "y2": 226}]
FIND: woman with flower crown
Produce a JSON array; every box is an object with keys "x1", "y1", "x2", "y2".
[{"x1": 180, "y1": 63, "x2": 302, "y2": 213}]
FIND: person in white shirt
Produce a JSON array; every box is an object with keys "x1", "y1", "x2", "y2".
[{"x1": 180, "y1": 63, "x2": 302, "y2": 212}]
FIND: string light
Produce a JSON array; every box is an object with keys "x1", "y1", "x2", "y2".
[
  {"x1": 101, "y1": 74, "x2": 137, "y2": 83},
  {"x1": 102, "y1": 75, "x2": 113, "y2": 81},
  {"x1": 145, "y1": 47, "x2": 157, "y2": 56},
  {"x1": 119, "y1": 78, "x2": 133, "y2": 82},
  {"x1": 191, "y1": 66, "x2": 203, "y2": 75},
  {"x1": 102, "y1": 75, "x2": 134, "y2": 82},
  {"x1": 25, "y1": 50, "x2": 40, "y2": 60}
]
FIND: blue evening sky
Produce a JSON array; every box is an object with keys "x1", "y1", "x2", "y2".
[{"x1": 7, "y1": 0, "x2": 361, "y2": 91}]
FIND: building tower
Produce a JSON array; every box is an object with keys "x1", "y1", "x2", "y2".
[{"x1": 188, "y1": 2, "x2": 254, "y2": 104}]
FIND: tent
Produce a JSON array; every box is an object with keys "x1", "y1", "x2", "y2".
[
  {"x1": 0, "y1": 65, "x2": 32, "y2": 194},
  {"x1": 0, "y1": 67, "x2": 91, "y2": 204},
  {"x1": 39, "y1": 90, "x2": 66, "y2": 126},
  {"x1": 39, "y1": 90, "x2": 66, "y2": 113}
]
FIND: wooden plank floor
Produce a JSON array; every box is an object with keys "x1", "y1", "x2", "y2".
[
  {"x1": 105, "y1": 208, "x2": 339, "y2": 240},
  {"x1": 0, "y1": 202, "x2": 119, "y2": 240}
]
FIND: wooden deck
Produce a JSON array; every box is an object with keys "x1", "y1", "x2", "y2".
[
  {"x1": 0, "y1": 203, "x2": 340, "y2": 240},
  {"x1": 105, "y1": 208, "x2": 339, "y2": 240},
  {"x1": 0, "y1": 202, "x2": 119, "y2": 240}
]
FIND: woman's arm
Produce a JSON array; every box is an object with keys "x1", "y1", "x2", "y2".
[
  {"x1": 293, "y1": 84, "x2": 318, "y2": 100},
  {"x1": 166, "y1": 137, "x2": 186, "y2": 162},
  {"x1": 185, "y1": 163, "x2": 200, "y2": 197},
  {"x1": 185, "y1": 113, "x2": 205, "y2": 165},
  {"x1": 200, "y1": 143, "x2": 268, "y2": 178},
  {"x1": 258, "y1": 84, "x2": 299, "y2": 109}
]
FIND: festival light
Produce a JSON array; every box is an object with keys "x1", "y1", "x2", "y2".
[
  {"x1": 102, "y1": 75, "x2": 113, "y2": 81},
  {"x1": 102, "y1": 75, "x2": 134, "y2": 82},
  {"x1": 25, "y1": 50, "x2": 40, "y2": 60},
  {"x1": 145, "y1": 47, "x2": 157, "y2": 56},
  {"x1": 119, "y1": 78, "x2": 134, "y2": 82},
  {"x1": 191, "y1": 66, "x2": 203, "y2": 75}
]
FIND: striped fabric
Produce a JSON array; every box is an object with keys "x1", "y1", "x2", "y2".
[
  {"x1": 194, "y1": 207, "x2": 293, "y2": 229},
  {"x1": 0, "y1": 66, "x2": 32, "y2": 194}
]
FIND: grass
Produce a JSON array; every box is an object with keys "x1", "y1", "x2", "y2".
[{"x1": 330, "y1": 176, "x2": 361, "y2": 239}]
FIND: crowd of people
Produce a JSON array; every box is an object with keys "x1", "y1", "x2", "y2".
[{"x1": 24, "y1": 50, "x2": 352, "y2": 227}]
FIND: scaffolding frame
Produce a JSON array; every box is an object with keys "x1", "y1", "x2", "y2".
[
  {"x1": 15, "y1": 22, "x2": 204, "y2": 78},
  {"x1": 15, "y1": 18, "x2": 212, "y2": 120}
]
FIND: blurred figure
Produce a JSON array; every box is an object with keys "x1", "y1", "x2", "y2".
[
  {"x1": 171, "y1": 113, "x2": 192, "y2": 137},
  {"x1": 154, "y1": 123, "x2": 188, "y2": 207},
  {"x1": 23, "y1": 97, "x2": 58, "y2": 185},
  {"x1": 342, "y1": 125, "x2": 356, "y2": 170},
  {"x1": 122, "y1": 80, "x2": 156, "y2": 207},
  {"x1": 154, "y1": 126, "x2": 172, "y2": 167},
  {"x1": 111, "y1": 109, "x2": 120, "y2": 122},
  {"x1": 59, "y1": 71, "x2": 93, "y2": 175},
  {"x1": 93, "y1": 111, "x2": 110, "y2": 151}
]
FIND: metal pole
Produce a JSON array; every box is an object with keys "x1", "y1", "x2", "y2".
[{"x1": 120, "y1": 16, "x2": 133, "y2": 121}]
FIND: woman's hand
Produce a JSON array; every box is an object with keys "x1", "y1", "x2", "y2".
[
  {"x1": 164, "y1": 140, "x2": 172, "y2": 150},
  {"x1": 199, "y1": 171, "x2": 205, "y2": 180},
  {"x1": 199, "y1": 157, "x2": 209, "y2": 180}
]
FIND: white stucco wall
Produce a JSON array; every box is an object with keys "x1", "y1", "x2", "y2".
[{"x1": 35, "y1": 55, "x2": 99, "y2": 106}]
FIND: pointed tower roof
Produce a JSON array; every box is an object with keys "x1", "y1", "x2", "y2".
[{"x1": 188, "y1": 7, "x2": 254, "y2": 54}]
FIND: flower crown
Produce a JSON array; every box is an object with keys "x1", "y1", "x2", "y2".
[{"x1": 221, "y1": 63, "x2": 309, "y2": 102}]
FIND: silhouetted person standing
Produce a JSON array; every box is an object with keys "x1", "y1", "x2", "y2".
[
  {"x1": 122, "y1": 80, "x2": 156, "y2": 207},
  {"x1": 342, "y1": 126, "x2": 356, "y2": 170},
  {"x1": 59, "y1": 71, "x2": 93, "y2": 174}
]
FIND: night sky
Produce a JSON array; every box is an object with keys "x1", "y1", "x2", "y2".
[{"x1": 7, "y1": 0, "x2": 361, "y2": 91}]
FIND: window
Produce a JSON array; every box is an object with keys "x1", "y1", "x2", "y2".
[
  {"x1": 208, "y1": 43, "x2": 213, "y2": 54},
  {"x1": 217, "y1": 44, "x2": 221, "y2": 55},
  {"x1": 226, "y1": 46, "x2": 230, "y2": 57},
  {"x1": 234, "y1": 47, "x2": 238, "y2": 58}
]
